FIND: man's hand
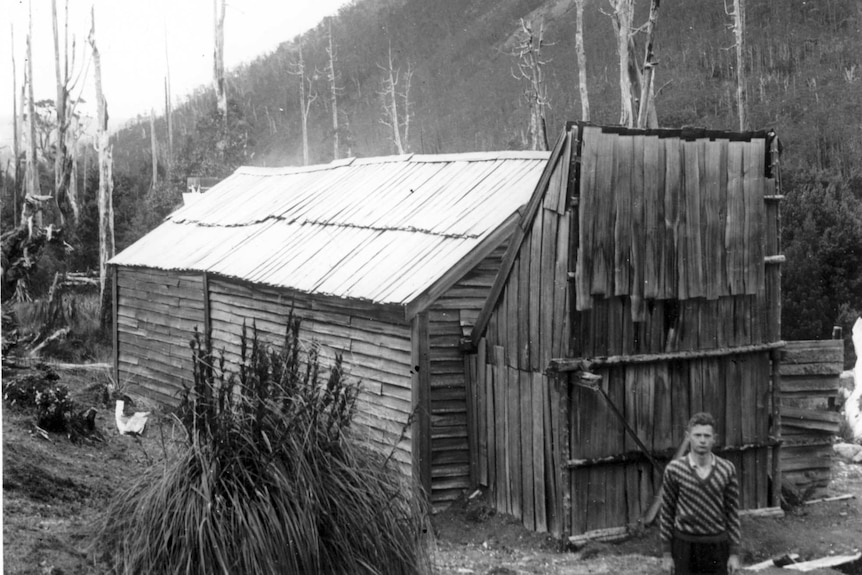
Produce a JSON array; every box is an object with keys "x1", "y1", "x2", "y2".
[
  {"x1": 727, "y1": 554, "x2": 740, "y2": 574},
  {"x1": 662, "y1": 553, "x2": 675, "y2": 574}
]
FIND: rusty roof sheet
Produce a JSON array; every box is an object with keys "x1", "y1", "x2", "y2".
[{"x1": 110, "y1": 151, "x2": 550, "y2": 305}]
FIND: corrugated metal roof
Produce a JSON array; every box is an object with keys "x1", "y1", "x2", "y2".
[{"x1": 111, "y1": 151, "x2": 550, "y2": 306}]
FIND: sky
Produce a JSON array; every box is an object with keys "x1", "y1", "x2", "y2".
[{"x1": 0, "y1": 0, "x2": 353, "y2": 150}]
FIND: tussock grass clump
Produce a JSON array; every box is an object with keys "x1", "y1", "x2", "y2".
[{"x1": 96, "y1": 314, "x2": 430, "y2": 574}]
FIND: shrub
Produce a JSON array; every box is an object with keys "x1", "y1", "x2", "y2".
[
  {"x1": 34, "y1": 384, "x2": 74, "y2": 432},
  {"x1": 3, "y1": 367, "x2": 61, "y2": 408},
  {"x1": 95, "y1": 314, "x2": 430, "y2": 574}
]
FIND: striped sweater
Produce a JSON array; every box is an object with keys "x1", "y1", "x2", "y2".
[{"x1": 660, "y1": 454, "x2": 741, "y2": 554}]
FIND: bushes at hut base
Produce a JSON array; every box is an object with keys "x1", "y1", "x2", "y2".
[{"x1": 95, "y1": 315, "x2": 431, "y2": 574}]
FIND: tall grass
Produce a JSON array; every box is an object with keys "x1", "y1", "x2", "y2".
[{"x1": 95, "y1": 313, "x2": 430, "y2": 574}]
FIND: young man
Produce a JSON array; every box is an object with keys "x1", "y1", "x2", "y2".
[{"x1": 660, "y1": 412, "x2": 741, "y2": 575}]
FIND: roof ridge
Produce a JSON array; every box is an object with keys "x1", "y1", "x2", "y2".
[
  {"x1": 172, "y1": 216, "x2": 483, "y2": 240},
  {"x1": 232, "y1": 150, "x2": 550, "y2": 176}
]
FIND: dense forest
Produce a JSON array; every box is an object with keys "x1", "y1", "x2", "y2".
[{"x1": 3, "y1": 0, "x2": 862, "y2": 351}]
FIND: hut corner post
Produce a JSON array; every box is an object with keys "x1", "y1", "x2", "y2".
[
  {"x1": 112, "y1": 264, "x2": 119, "y2": 386},
  {"x1": 411, "y1": 311, "x2": 432, "y2": 499}
]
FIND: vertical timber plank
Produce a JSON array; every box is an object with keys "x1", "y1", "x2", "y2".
[
  {"x1": 477, "y1": 339, "x2": 488, "y2": 485},
  {"x1": 533, "y1": 371, "x2": 548, "y2": 532},
  {"x1": 520, "y1": 370, "x2": 535, "y2": 530},
  {"x1": 508, "y1": 366, "x2": 522, "y2": 520},
  {"x1": 529, "y1": 209, "x2": 544, "y2": 371}
]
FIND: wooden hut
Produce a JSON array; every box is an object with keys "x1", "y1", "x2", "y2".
[
  {"x1": 108, "y1": 151, "x2": 550, "y2": 508},
  {"x1": 465, "y1": 123, "x2": 784, "y2": 538}
]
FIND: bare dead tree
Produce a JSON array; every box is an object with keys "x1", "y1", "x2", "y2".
[
  {"x1": 213, "y1": 0, "x2": 227, "y2": 122},
  {"x1": 51, "y1": 0, "x2": 67, "y2": 226},
  {"x1": 288, "y1": 37, "x2": 318, "y2": 165},
  {"x1": 326, "y1": 17, "x2": 342, "y2": 160},
  {"x1": 636, "y1": 0, "x2": 661, "y2": 128},
  {"x1": 512, "y1": 19, "x2": 549, "y2": 151},
  {"x1": 727, "y1": 0, "x2": 748, "y2": 130},
  {"x1": 575, "y1": 0, "x2": 590, "y2": 121},
  {"x1": 25, "y1": 2, "x2": 42, "y2": 224},
  {"x1": 607, "y1": 0, "x2": 635, "y2": 127},
  {"x1": 88, "y1": 6, "x2": 115, "y2": 312},
  {"x1": 10, "y1": 23, "x2": 19, "y2": 226},
  {"x1": 401, "y1": 61, "x2": 414, "y2": 151},
  {"x1": 51, "y1": 0, "x2": 85, "y2": 226},
  {"x1": 150, "y1": 109, "x2": 158, "y2": 189},
  {"x1": 164, "y1": 24, "x2": 174, "y2": 182},
  {"x1": 378, "y1": 40, "x2": 411, "y2": 155}
]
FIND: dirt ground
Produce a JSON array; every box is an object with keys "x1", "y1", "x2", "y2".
[{"x1": 2, "y1": 364, "x2": 861, "y2": 575}]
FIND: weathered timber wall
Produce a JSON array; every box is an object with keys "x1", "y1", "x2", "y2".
[
  {"x1": 428, "y1": 245, "x2": 506, "y2": 507},
  {"x1": 779, "y1": 340, "x2": 844, "y2": 492},
  {"x1": 468, "y1": 126, "x2": 783, "y2": 538},
  {"x1": 207, "y1": 277, "x2": 415, "y2": 477},
  {"x1": 116, "y1": 267, "x2": 204, "y2": 404}
]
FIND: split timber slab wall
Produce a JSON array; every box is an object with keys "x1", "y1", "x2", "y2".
[
  {"x1": 779, "y1": 339, "x2": 844, "y2": 492},
  {"x1": 115, "y1": 267, "x2": 204, "y2": 404},
  {"x1": 114, "y1": 267, "x2": 415, "y2": 478},
  {"x1": 207, "y1": 277, "x2": 415, "y2": 477},
  {"x1": 466, "y1": 124, "x2": 784, "y2": 537},
  {"x1": 428, "y1": 246, "x2": 505, "y2": 507}
]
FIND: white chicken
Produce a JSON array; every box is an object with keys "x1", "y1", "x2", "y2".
[{"x1": 115, "y1": 396, "x2": 151, "y2": 436}]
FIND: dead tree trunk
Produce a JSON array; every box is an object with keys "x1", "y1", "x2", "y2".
[
  {"x1": 731, "y1": 0, "x2": 748, "y2": 131},
  {"x1": 401, "y1": 61, "x2": 414, "y2": 151},
  {"x1": 575, "y1": 0, "x2": 590, "y2": 121},
  {"x1": 608, "y1": 0, "x2": 635, "y2": 127},
  {"x1": 513, "y1": 19, "x2": 549, "y2": 151},
  {"x1": 213, "y1": 0, "x2": 227, "y2": 123},
  {"x1": 150, "y1": 109, "x2": 158, "y2": 189},
  {"x1": 164, "y1": 31, "x2": 173, "y2": 182},
  {"x1": 637, "y1": 0, "x2": 661, "y2": 128},
  {"x1": 11, "y1": 23, "x2": 19, "y2": 226},
  {"x1": 25, "y1": 4, "x2": 42, "y2": 226},
  {"x1": 326, "y1": 18, "x2": 340, "y2": 161},
  {"x1": 290, "y1": 37, "x2": 318, "y2": 166},
  {"x1": 378, "y1": 41, "x2": 405, "y2": 155},
  {"x1": 88, "y1": 7, "x2": 115, "y2": 315},
  {"x1": 52, "y1": 0, "x2": 68, "y2": 227}
]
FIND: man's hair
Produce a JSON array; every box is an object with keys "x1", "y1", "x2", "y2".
[{"x1": 687, "y1": 411, "x2": 717, "y2": 431}]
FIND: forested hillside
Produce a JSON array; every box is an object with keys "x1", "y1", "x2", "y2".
[{"x1": 7, "y1": 0, "x2": 862, "y2": 348}]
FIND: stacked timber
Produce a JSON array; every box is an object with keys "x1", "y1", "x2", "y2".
[{"x1": 779, "y1": 340, "x2": 844, "y2": 492}]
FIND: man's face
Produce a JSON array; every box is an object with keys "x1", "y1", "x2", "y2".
[{"x1": 687, "y1": 424, "x2": 716, "y2": 455}]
